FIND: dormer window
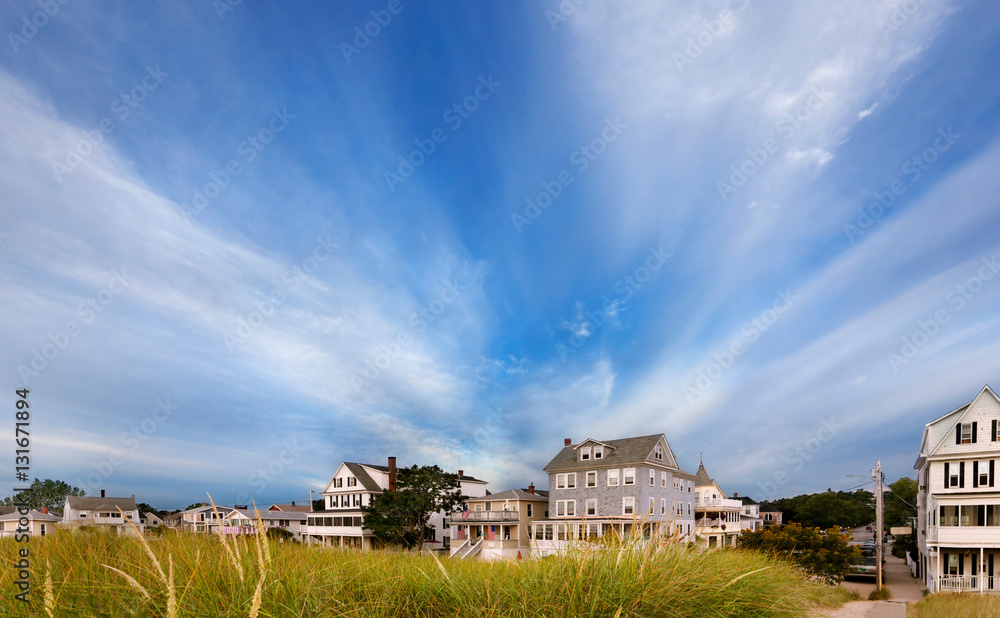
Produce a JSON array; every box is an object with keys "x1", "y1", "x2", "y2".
[
  {"x1": 594, "y1": 446, "x2": 603, "y2": 459},
  {"x1": 580, "y1": 447, "x2": 591, "y2": 461},
  {"x1": 654, "y1": 447, "x2": 663, "y2": 461}
]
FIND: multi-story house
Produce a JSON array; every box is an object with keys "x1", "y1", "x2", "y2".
[
  {"x1": 915, "y1": 385, "x2": 1000, "y2": 593},
  {"x1": 449, "y1": 485, "x2": 549, "y2": 561},
  {"x1": 303, "y1": 457, "x2": 487, "y2": 550},
  {"x1": 61, "y1": 491, "x2": 143, "y2": 534},
  {"x1": 227, "y1": 508, "x2": 307, "y2": 540},
  {"x1": 759, "y1": 504, "x2": 783, "y2": 527},
  {"x1": 532, "y1": 434, "x2": 698, "y2": 556},
  {"x1": 178, "y1": 504, "x2": 234, "y2": 533},
  {"x1": 734, "y1": 493, "x2": 763, "y2": 533},
  {"x1": 693, "y1": 460, "x2": 743, "y2": 548}
]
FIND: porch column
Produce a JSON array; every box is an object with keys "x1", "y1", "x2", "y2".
[
  {"x1": 936, "y1": 547, "x2": 940, "y2": 593},
  {"x1": 982, "y1": 547, "x2": 985, "y2": 594}
]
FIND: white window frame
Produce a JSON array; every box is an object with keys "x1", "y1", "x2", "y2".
[
  {"x1": 661, "y1": 498, "x2": 666, "y2": 515},
  {"x1": 980, "y1": 461, "x2": 990, "y2": 486},
  {"x1": 587, "y1": 471, "x2": 597, "y2": 487},
  {"x1": 649, "y1": 470, "x2": 655, "y2": 486},
  {"x1": 586, "y1": 499, "x2": 596, "y2": 516},
  {"x1": 579, "y1": 446, "x2": 591, "y2": 461},
  {"x1": 661, "y1": 472, "x2": 667, "y2": 488},
  {"x1": 594, "y1": 445, "x2": 603, "y2": 459},
  {"x1": 623, "y1": 497, "x2": 635, "y2": 516},
  {"x1": 961, "y1": 423, "x2": 972, "y2": 444},
  {"x1": 608, "y1": 469, "x2": 619, "y2": 486},
  {"x1": 624, "y1": 468, "x2": 635, "y2": 485},
  {"x1": 556, "y1": 473, "x2": 577, "y2": 489},
  {"x1": 648, "y1": 497, "x2": 655, "y2": 514}
]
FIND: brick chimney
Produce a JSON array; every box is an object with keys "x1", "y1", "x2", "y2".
[
  {"x1": 101, "y1": 489, "x2": 105, "y2": 498},
  {"x1": 733, "y1": 492, "x2": 739, "y2": 499},
  {"x1": 458, "y1": 469, "x2": 464, "y2": 478},
  {"x1": 564, "y1": 438, "x2": 571, "y2": 447},
  {"x1": 528, "y1": 483, "x2": 535, "y2": 494},
  {"x1": 388, "y1": 456, "x2": 397, "y2": 491},
  {"x1": 42, "y1": 506, "x2": 48, "y2": 514}
]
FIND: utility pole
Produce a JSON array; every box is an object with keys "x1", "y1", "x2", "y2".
[{"x1": 874, "y1": 459, "x2": 884, "y2": 591}]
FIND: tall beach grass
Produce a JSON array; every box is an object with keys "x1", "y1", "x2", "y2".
[{"x1": 1, "y1": 527, "x2": 856, "y2": 617}]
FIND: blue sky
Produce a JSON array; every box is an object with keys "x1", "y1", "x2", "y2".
[{"x1": 2, "y1": 0, "x2": 1000, "y2": 510}]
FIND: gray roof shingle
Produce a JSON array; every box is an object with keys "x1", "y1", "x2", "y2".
[
  {"x1": 543, "y1": 434, "x2": 691, "y2": 474},
  {"x1": 66, "y1": 496, "x2": 137, "y2": 512}
]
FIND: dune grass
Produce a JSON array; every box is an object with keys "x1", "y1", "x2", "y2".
[
  {"x1": 908, "y1": 592, "x2": 1000, "y2": 618},
  {"x1": 0, "y1": 527, "x2": 857, "y2": 617}
]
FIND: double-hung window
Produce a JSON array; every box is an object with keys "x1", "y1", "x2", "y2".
[
  {"x1": 624, "y1": 468, "x2": 635, "y2": 485},
  {"x1": 623, "y1": 497, "x2": 635, "y2": 516},
  {"x1": 556, "y1": 473, "x2": 577, "y2": 489},
  {"x1": 587, "y1": 471, "x2": 597, "y2": 487},
  {"x1": 608, "y1": 469, "x2": 619, "y2": 486},
  {"x1": 586, "y1": 499, "x2": 597, "y2": 516}
]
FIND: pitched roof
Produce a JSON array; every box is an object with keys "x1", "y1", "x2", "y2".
[
  {"x1": 0, "y1": 509, "x2": 61, "y2": 522},
  {"x1": 268, "y1": 504, "x2": 311, "y2": 512},
  {"x1": 759, "y1": 504, "x2": 781, "y2": 512},
  {"x1": 344, "y1": 462, "x2": 386, "y2": 492},
  {"x1": 737, "y1": 495, "x2": 759, "y2": 505},
  {"x1": 543, "y1": 434, "x2": 682, "y2": 472},
  {"x1": 66, "y1": 496, "x2": 137, "y2": 512},
  {"x1": 468, "y1": 488, "x2": 549, "y2": 502},
  {"x1": 694, "y1": 462, "x2": 713, "y2": 486}
]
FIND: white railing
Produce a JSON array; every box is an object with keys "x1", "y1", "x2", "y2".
[
  {"x1": 936, "y1": 575, "x2": 997, "y2": 592},
  {"x1": 695, "y1": 497, "x2": 743, "y2": 509},
  {"x1": 460, "y1": 511, "x2": 520, "y2": 522}
]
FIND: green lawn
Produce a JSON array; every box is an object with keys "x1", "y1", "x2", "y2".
[{"x1": 1, "y1": 528, "x2": 857, "y2": 617}]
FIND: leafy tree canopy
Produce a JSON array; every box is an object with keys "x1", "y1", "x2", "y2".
[
  {"x1": 360, "y1": 464, "x2": 467, "y2": 552},
  {"x1": 0, "y1": 478, "x2": 84, "y2": 511},
  {"x1": 737, "y1": 523, "x2": 860, "y2": 584},
  {"x1": 884, "y1": 477, "x2": 917, "y2": 529},
  {"x1": 767, "y1": 489, "x2": 874, "y2": 529}
]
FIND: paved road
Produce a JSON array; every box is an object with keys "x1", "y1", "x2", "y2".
[{"x1": 820, "y1": 527, "x2": 925, "y2": 617}]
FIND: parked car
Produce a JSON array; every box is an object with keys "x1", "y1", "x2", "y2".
[{"x1": 848, "y1": 553, "x2": 884, "y2": 580}]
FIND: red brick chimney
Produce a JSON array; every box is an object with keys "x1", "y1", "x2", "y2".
[
  {"x1": 564, "y1": 438, "x2": 571, "y2": 447},
  {"x1": 733, "y1": 492, "x2": 739, "y2": 499},
  {"x1": 42, "y1": 506, "x2": 48, "y2": 514},
  {"x1": 458, "y1": 469, "x2": 464, "y2": 478},
  {"x1": 388, "y1": 456, "x2": 397, "y2": 491},
  {"x1": 528, "y1": 483, "x2": 535, "y2": 494},
  {"x1": 101, "y1": 489, "x2": 105, "y2": 498}
]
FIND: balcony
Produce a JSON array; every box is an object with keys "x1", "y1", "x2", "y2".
[
  {"x1": 459, "y1": 511, "x2": 521, "y2": 522},
  {"x1": 695, "y1": 497, "x2": 743, "y2": 510},
  {"x1": 927, "y1": 526, "x2": 1000, "y2": 545}
]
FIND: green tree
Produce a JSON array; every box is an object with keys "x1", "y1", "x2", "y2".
[
  {"x1": 0, "y1": 478, "x2": 84, "y2": 511},
  {"x1": 737, "y1": 522, "x2": 860, "y2": 584},
  {"x1": 884, "y1": 477, "x2": 917, "y2": 528},
  {"x1": 360, "y1": 464, "x2": 467, "y2": 552}
]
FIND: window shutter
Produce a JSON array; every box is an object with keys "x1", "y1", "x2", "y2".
[
  {"x1": 960, "y1": 461, "x2": 966, "y2": 488},
  {"x1": 994, "y1": 419, "x2": 998, "y2": 441},
  {"x1": 975, "y1": 461, "x2": 980, "y2": 488},
  {"x1": 959, "y1": 556, "x2": 965, "y2": 576},
  {"x1": 991, "y1": 460, "x2": 995, "y2": 487},
  {"x1": 973, "y1": 421, "x2": 978, "y2": 443},
  {"x1": 944, "y1": 462, "x2": 950, "y2": 488},
  {"x1": 957, "y1": 425, "x2": 962, "y2": 444},
  {"x1": 943, "y1": 551, "x2": 949, "y2": 572},
  {"x1": 980, "y1": 505, "x2": 986, "y2": 527}
]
